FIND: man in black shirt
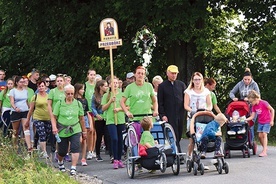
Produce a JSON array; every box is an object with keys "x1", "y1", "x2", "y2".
[
  {"x1": 28, "y1": 68, "x2": 40, "y2": 92},
  {"x1": 157, "y1": 65, "x2": 187, "y2": 159}
]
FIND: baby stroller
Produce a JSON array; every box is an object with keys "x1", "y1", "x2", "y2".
[
  {"x1": 125, "y1": 116, "x2": 182, "y2": 179},
  {"x1": 187, "y1": 111, "x2": 229, "y2": 175},
  {"x1": 224, "y1": 101, "x2": 257, "y2": 158}
]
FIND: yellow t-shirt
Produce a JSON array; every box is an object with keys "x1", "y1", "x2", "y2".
[{"x1": 32, "y1": 94, "x2": 50, "y2": 121}]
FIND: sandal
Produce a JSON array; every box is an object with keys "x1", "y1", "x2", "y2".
[
  {"x1": 58, "y1": 163, "x2": 66, "y2": 172},
  {"x1": 70, "y1": 168, "x2": 77, "y2": 175}
]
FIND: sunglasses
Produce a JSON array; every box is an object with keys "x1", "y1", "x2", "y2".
[
  {"x1": 57, "y1": 73, "x2": 67, "y2": 77},
  {"x1": 45, "y1": 80, "x2": 50, "y2": 82}
]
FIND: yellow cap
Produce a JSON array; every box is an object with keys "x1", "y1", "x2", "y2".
[
  {"x1": 27, "y1": 72, "x2": 32, "y2": 79},
  {"x1": 167, "y1": 65, "x2": 179, "y2": 73}
]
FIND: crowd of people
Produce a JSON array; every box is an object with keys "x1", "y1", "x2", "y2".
[{"x1": 0, "y1": 66, "x2": 274, "y2": 176}]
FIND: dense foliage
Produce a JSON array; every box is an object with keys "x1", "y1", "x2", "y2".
[{"x1": 0, "y1": 0, "x2": 275, "y2": 136}]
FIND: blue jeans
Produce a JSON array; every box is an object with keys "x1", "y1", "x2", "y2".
[{"x1": 107, "y1": 124, "x2": 125, "y2": 160}]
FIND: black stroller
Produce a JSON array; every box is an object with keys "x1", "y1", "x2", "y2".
[
  {"x1": 187, "y1": 111, "x2": 229, "y2": 175},
  {"x1": 224, "y1": 101, "x2": 257, "y2": 158}
]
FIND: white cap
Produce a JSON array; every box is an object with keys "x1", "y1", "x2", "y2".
[
  {"x1": 126, "y1": 72, "x2": 134, "y2": 79},
  {"x1": 49, "y1": 74, "x2": 57, "y2": 81}
]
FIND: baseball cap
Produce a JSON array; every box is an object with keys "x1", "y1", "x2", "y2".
[
  {"x1": 167, "y1": 65, "x2": 179, "y2": 73},
  {"x1": 126, "y1": 72, "x2": 134, "y2": 79},
  {"x1": 49, "y1": 74, "x2": 57, "y2": 81}
]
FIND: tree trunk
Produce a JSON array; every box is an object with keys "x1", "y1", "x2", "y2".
[{"x1": 166, "y1": 40, "x2": 204, "y2": 85}]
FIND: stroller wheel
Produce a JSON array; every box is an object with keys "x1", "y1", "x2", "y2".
[
  {"x1": 126, "y1": 147, "x2": 135, "y2": 179},
  {"x1": 224, "y1": 162, "x2": 229, "y2": 174},
  {"x1": 160, "y1": 152, "x2": 167, "y2": 173},
  {"x1": 193, "y1": 162, "x2": 198, "y2": 175},
  {"x1": 172, "y1": 155, "x2": 180, "y2": 175},
  {"x1": 242, "y1": 149, "x2": 246, "y2": 158},
  {"x1": 186, "y1": 160, "x2": 192, "y2": 173},
  {"x1": 217, "y1": 159, "x2": 223, "y2": 174},
  {"x1": 199, "y1": 162, "x2": 204, "y2": 175}
]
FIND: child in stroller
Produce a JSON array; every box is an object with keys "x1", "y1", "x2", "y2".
[
  {"x1": 125, "y1": 115, "x2": 181, "y2": 178},
  {"x1": 140, "y1": 116, "x2": 158, "y2": 148},
  {"x1": 227, "y1": 110, "x2": 246, "y2": 135},
  {"x1": 224, "y1": 100, "x2": 257, "y2": 157},
  {"x1": 188, "y1": 111, "x2": 229, "y2": 175},
  {"x1": 194, "y1": 113, "x2": 227, "y2": 158}
]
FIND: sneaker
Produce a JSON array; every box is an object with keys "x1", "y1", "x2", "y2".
[
  {"x1": 118, "y1": 160, "x2": 125, "y2": 168},
  {"x1": 204, "y1": 166, "x2": 210, "y2": 170},
  {"x1": 135, "y1": 164, "x2": 143, "y2": 173},
  {"x1": 227, "y1": 130, "x2": 236, "y2": 135},
  {"x1": 64, "y1": 154, "x2": 72, "y2": 162},
  {"x1": 96, "y1": 155, "x2": 103, "y2": 162},
  {"x1": 110, "y1": 156, "x2": 114, "y2": 163},
  {"x1": 214, "y1": 151, "x2": 224, "y2": 158},
  {"x1": 92, "y1": 152, "x2": 96, "y2": 157},
  {"x1": 81, "y1": 159, "x2": 88, "y2": 166},
  {"x1": 237, "y1": 128, "x2": 246, "y2": 134},
  {"x1": 54, "y1": 151, "x2": 59, "y2": 162},
  {"x1": 113, "y1": 160, "x2": 119, "y2": 169},
  {"x1": 70, "y1": 168, "x2": 76, "y2": 175},
  {"x1": 58, "y1": 163, "x2": 66, "y2": 172},
  {"x1": 200, "y1": 152, "x2": 206, "y2": 159},
  {"x1": 40, "y1": 151, "x2": 49, "y2": 159},
  {"x1": 87, "y1": 151, "x2": 93, "y2": 160},
  {"x1": 187, "y1": 155, "x2": 192, "y2": 161}
]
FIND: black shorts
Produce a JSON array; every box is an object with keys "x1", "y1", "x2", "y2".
[
  {"x1": 58, "y1": 133, "x2": 81, "y2": 156},
  {"x1": 10, "y1": 111, "x2": 28, "y2": 122}
]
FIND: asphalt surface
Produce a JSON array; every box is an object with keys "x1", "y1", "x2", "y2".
[{"x1": 50, "y1": 138, "x2": 276, "y2": 184}]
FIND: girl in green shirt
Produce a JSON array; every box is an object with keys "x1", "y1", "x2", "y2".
[
  {"x1": 102, "y1": 77, "x2": 125, "y2": 169},
  {"x1": 0, "y1": 78, "x2": 14, "y2": 136}
]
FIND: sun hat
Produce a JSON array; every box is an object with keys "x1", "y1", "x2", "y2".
[{"x1": 167, "y1": 65, "x2": 179, "y2": 73}]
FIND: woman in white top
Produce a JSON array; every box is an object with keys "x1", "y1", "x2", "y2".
[
  {"x1": 184, "y1": 72, "x2": 212, "y2": 158},
  {"x1": 9, "y1": 76, "x2": 32, "y2": 152}
]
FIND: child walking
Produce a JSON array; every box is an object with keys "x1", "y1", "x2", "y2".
[
  {"x1": 74, "y1": 83, "x2": 93, "y2": 166},
  {"x1": 246, "y1": 90, "x2": 275, "y2": 157}
]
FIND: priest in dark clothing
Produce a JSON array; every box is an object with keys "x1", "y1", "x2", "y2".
[
  {"x1": 28, "y1": 69, "x2": 40, "y2": 92},
  {"x1": 157, "y1": 65, "x2": 187, "y2": 158}
]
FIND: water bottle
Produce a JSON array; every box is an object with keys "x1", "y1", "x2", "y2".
[
  {"x1": 55, "y1": 134, "x2": 61, "y2": 143},
  {"x1": 191, "y1": 102, "x2": 196, "y2": 113}
]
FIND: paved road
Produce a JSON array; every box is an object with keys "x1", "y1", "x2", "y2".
[{"x1": 52, "y1": 139, "x2": 276, "y2": 184}]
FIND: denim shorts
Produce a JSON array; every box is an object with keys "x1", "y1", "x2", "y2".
[
  {"x1": 84, "y1": 115, "x2": 90, "y2": 128},
  {"x1": 257, "y1": 123, "x2": 271, "y2": 133}
]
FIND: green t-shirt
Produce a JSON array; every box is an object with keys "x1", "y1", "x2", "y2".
[
  {"x1": 123, "y1": 82, "x2": 154, "y2": 121},
  {"x1": 48, "y1": 88, "x2": 66, "y2": 109},
  {"x1": 0, "y1": 89, "x2": 11, "y2": 108},
  {"x1": 31, "y1": 94, "x2": 50, "y2": 121},
  {"x1": 140, "y1": 131, "x2": 155, "y2": 147},
  {"x1": 53, "y1": 99, "x2": 84, "y2": 137},
  {"x1": 27, "y1": 87, "x2": 35, "y2": 103},
  {"x1": 211, "y1": 91, "x2": 218, "y2": 105},
  {"x1": 85, "y1": 81, "x2": 95, "y2": 112},
  {"x1": 101, "y1": 91, "x2": 125, "y2": 125}
]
